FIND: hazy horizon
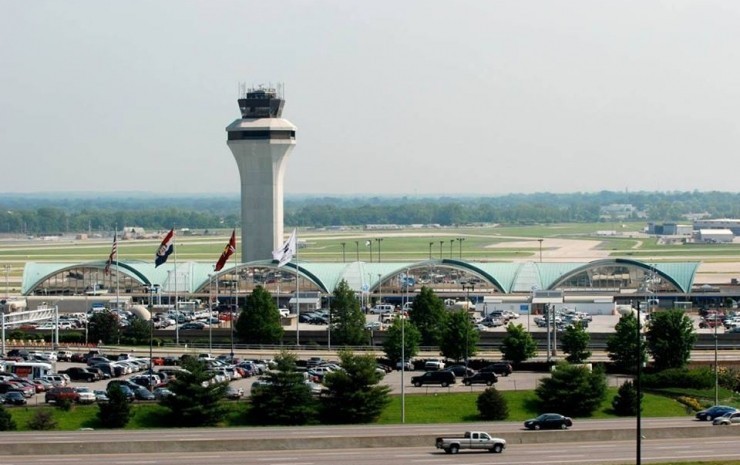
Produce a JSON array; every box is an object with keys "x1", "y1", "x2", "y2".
[{"x1": 3, "y1": 1, "x2": 740, "y2": 196}]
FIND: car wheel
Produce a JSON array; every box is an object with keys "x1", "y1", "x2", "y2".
[
  {"x1": 706, "y1": 416, "x2": 712, "y2": 421},
  {"x1": 534, "y1": 424, "x2": 541, "y2": 430},
  {"x1": 486, "y1": 381, "x2": 493, "y2": 386},
  {"x1": 441, "y1": 381, "x2": 449, "y2": 387},
  {"x1": 560, "y1": 423, "x2": 567, "y2": 430},
  {"x1": 492, "y1": 444, "x2": 503, "y2": 453},
  {"x1": 444, "y1": 448, "x2": 452, "y2": 454},
  {"x1": 464, "y1": 381, "x2": 471, "y2": 386},
  {"x1": 450, "y1": 445, "x2": 459, "y2": 454},
  {"x1": 414, "y1": 382, "x2": 422, "y2": 387}
]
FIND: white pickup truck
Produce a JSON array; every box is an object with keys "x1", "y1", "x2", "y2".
[{"x1": 435, "y1": 431, "x2": 506, "y2": 454}]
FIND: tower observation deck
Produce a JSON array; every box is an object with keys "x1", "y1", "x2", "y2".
[{"x1": 226, "y1": 86, "x2": 296, "y2": 262}]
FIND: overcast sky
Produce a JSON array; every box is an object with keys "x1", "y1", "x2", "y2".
[{"x1": 2, "y1": 1, "x2": 739, "y2": 196}]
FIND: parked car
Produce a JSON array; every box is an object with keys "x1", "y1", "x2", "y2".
[
  {"x1": 94, "y1": 390, "x2": 110, "y2": 403},
  {"x1": 480, "y1": 362, "x2": 513, "y2": 377},
  {"x1": 424, "y1": 359, "x2": 446, "y2": 371},
  {"x1": 45, "y1": 386, "x2": 77, "y2": 404},
  {"x1": 133, "y1": 386, "x2": 156, "y2": 401},
  {"x1": 696, "y1": 405, "x2": 737, "y2": 421},
  {"x1": 225, "y1": 386, "x2": 244, "y2": 400},
  {"x1": 462, "y1": 371, "x2": 498, "y2": 386},
  {"x1": 153, "y1": 387, "x2": 175, "y2": 400},
  {"x1": 3, "y1": 391, "x2": 27, "y2": 406},
  {"x1": 60, "y1": 367, "x2": 100, "y2": 382},
  {"x1": 712, "y1": 411, "x2": 740, "y2": 426},
  {"x1": 411, "y1": 370, "x2": 456, "y2": 387},
  {"x1": 524, "y1": 413, "x2": 573, "y2": 430},
  {"x1": 74, "y1": 387, "x2": 96, "y2": 404},
  {"x1": 446, "y1": 365, "x2": 475, "y2": 377},
  {"x1": 180, "y1": 322, "x2": 206, "y2": 330}
]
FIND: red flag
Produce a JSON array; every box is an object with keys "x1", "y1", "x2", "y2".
[
  {"x1": 104, "y1": 232, "x2": 117, "y2": 275},
  {"x1": 215, "y1": 230, "x2": 236, "y2": 271}
]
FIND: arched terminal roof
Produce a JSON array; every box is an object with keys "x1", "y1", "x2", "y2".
[{"x1": 23, "y1": 258, "x2": 700, "y2": 296}]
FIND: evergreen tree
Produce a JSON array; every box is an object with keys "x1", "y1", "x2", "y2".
[
  {"x1": 88, "y1": 311, "x2": 120, "y2": 345},
  {"x1": 249, "y1": 352, "x2": 318, "y2": 425},
  {"x1": 499, "y1": 323, "x2": 537, "y2": 364},
  {"x1": 383, "y1": 318, "x2": 421, "y2": 366},
  {"x1": 612, "y1": 380, "x2": 642, "y2": 416},
  {"x1": 235, "y1": 285, "x2": 283, "y2": 344},
  {"x1": 560, "y1": 321, "x2": 592, "y2": 363},
  {"x1": 98, "y1": 385, "x2": 131, "y2": 428},
  {"x1": 122, "y1": 317, "x2": 151, "y2": 345},
  {"x1": 646, "y1": 309, "x2": 697, "y2": 371},
  {"x1": 535, "y1": 363, "x2": 608, "y2": 417},
  {"x1": 408, "y1": 286, "x2": 448, "y2": 346},
  {"x1": 0, "y1": 404, "x2": 16, "y2": 431},
  {"x1": 438, "y1": 310, "x2": 478, "y2": 362},
  {"x1": 606, "y1": 313, "x2": 647, "y2": 374},
  {"x1": 321, "y1": 350, "x2": 391, "y2": 424},
  {"x1": 330, "y1": 280, "x2": 367, "y2": 346},
  {"x1": 160, "y1": 357, "x2": 228, "y2": 427},
  {"x1": 477, "y1": 387, "x2": 509, "y2": 421}
]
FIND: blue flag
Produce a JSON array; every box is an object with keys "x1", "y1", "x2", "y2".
[{"x1": 155, "y1": 228, "x2": 175, "y2": 267}]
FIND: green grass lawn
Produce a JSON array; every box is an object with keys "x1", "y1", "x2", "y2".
[{"x1": 6, "y1": 388, "x2": 691, "y2": 431}]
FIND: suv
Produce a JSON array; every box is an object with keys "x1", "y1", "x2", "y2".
[
  {"x1": 45, "y1": 386, "x2": 77, "y2": 404},
  {"x1": 424, "y1": 359, "x2": 446, "y2": 371},
  {"x1": 411, "y1": 370, "x2": 456, "y2": 387},
  {"x1": 462, "y1": 371, "x2": 498, "y2": 386},
  {"x1": 480, "y1": 362, "x2": 513, "y2": 377}
]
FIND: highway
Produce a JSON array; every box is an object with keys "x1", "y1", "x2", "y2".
[{"x1": 1, "y1": 437, "x2": 739, "y2": 465}]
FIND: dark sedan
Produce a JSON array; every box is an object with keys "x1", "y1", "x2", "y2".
[
  {"x1": 3, "y1": 391, "x2": 27, "y2": 406},
  {"x1": 696, "y1": 405, "x2": 737, "y2": 421},
  {"x1": 446, "y1": 365, "x2": 475, "y2": 377},
  {"x1": 524, "y1": 413, "x2": 573, "y2": 430}
]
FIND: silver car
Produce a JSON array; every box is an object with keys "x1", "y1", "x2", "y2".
[{"x1": 713, "y1": 411, "x2": 740, "y2": 425}]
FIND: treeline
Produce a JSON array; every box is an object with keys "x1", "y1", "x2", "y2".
[{"x1": 2, "y1": 190, "x2": 740, "y2": 234}]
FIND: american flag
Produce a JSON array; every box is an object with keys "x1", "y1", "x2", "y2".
[{"x1": 104, "y1": 232, "x2": 117, "y2": 275}]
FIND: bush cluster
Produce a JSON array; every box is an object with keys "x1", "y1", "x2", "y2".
[
  {"x1": 612, "y1": 381, "x2": 642, "y2": 416},
  {"x1": 476, "y1": 387, "x2": 509, "y2": 421},
  {"x1": 717, "y1": 367, "x2": 740, "y2": 392},
  {"x1": 641, "y1": 368, "x2": 713, "y2": 390},
  {"x1": 676, "y1": 396, "x2": 703, "y2": 412}
]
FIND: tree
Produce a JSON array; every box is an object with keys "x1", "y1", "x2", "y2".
[
  {"x1": 438, "y1": 310, "x2": 478, "y2": 362},
  {"x1": 646, "y1": 309, "x2": 697, "y2": 371},
  {"x1": 606, "y1": 313, "x2": 647, "y2": 374},
  {"x1": 98, "y1": 385, "x2": 131, "y2": 428},
  {"x1": 321, "y1": 351, "x2": 391, "y2": 424},
  {"x1": 160, "y1": 357, "x2": 228, "y2": 427},
  {"x1": 408, "y1": 286, "x2": 448, "y2": 346},
  {"x1": 383, "y1": 318, "x2": 421, "y2": 366},
  {"x1": 477, "y1": 387, "x2": 509, "y2": 421},
  {"x1": 88, "y1": 311, "x2": 120, "y2": 345},
  {"x1": 560, "y1": 321, "x2": 591, "y2": 363},
  {"x1": 249, "y1": 352, "x2": 318, "y2": 425},
  {"x1": 499, "y1": 323, "x2": 537, "y2": 364},
  {"x1": 235, "y1": 285, "x2": 283, "y2": 344},
  {"x1": 330, "y1": 280, "x2": 367, "y2": 345},
  {"x1": 535, "y1": 363, "x2": 608, "y2": 417},
  {"x1": 122, "y1": 317, "x2": 151, "y2": 345},
  {"x1": 0, "y1": 405, "x2": 16, "y2": 431},
  {"x1": 612, "y1": 380, "x2": 642, "y2": 416}
]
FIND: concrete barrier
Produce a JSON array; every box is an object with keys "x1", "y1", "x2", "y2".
[{"x1": 0, "y1": 424, "x2": 738, "y2": 456}]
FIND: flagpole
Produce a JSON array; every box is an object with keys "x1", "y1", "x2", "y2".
[
  {"x1": 174, "y1": 227, "x2": 179, "y2": 347},
  {"x1": 231, "y1": 228, "x2": 238, "y2": 359},
  {"x1": 115, "y1": 224, "x2": 120, "y2": 311},
  {"x1": 295, "y1": 231, "x2": 300, "y2": 346}
]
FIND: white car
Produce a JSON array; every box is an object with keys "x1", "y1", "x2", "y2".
[{"x1": 74, "y1": 387, "x2": 96, "y2": 404}]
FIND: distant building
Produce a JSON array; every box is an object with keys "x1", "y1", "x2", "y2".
[
  {"x1": 647, "y1": 222, "x2": 692, "y2": 236},
  {"x1": 697, "y1": 228, "x2": 734, "y2": 243},
  {"x1": 600, "y1": 204, "x2": 637, "y2": 220},
  {"x1": 694, "y1": 219, "x2": 740, "y2": 235}
]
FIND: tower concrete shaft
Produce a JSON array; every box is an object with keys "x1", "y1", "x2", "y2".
[{"x1": 226, "y1": 88, "x2": 296, "y2": 262}]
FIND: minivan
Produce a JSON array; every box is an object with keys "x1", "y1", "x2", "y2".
[{"x1": 411, "y1": 370, "x2": 456, "y2": 387}]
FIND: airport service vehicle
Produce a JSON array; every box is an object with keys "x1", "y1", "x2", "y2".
[{"x1": 435, "y1": 431, "x2": 506, "y2": 454}]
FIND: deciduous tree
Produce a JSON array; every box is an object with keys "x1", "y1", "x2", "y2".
[
  {"x1": 560, "y1": 321, "x2": 591, "y2": 363},
  {"x1": 499, "y1": 323, "x2": 536, "y2": 364},
  {"x1": 408, "y1": 286, "x2": 447, "y2": 346},
  {"x1": 606, "y1": 312, "x2": 647, "y2": 374},
  {"x1": 330, "y1": 280, "x2": 367, "y2": 346},
  {"x1": 383, "y1": 318, "x2": 421, "y2": 366},
  {"x1": 235, "y1": 285, "x2": 283, "y2": 344},
  {"x1": 646, "y1": 309, "x2": 696, "y2": 371},
  {"x1": 438, "y1": 310, "x2": 478, "y2": 362},
  {"x1": 536, "y1": 363, "x2": 607, "y2": 417}
]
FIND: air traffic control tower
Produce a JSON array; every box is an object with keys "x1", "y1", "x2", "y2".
[{"x1": 226, "y1": 87, "x2": 296, "y2": 262}]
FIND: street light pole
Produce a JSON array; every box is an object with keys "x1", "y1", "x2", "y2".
[
  {"x1": 636, "y1": 299, "x2": 642, "y2": 465},
  {"x1": 355, "y1": 241, "x2": 359, "y2": 262},
  {"x1": 439, "y1": 241, "x2": 444, "y2": 258},
  {"x1": 375, "y1": 238, "x2": 383, "y2": 263},
  {"x1": 341, "y1": 242, "x2": 346, "y2": 263},
  {"x1": 3, "y1": 265, "x2": 9, "y2": 300},
  {"x1": 715, "y1": 304, "x2": 720, "y2": 405},
  {"x1": 538, "y1": 239, "x2": 543, "y2": 263},
  {"x1": 457, "y1": 237, "x2": 465, "y2": 259},
  {"x1": 450, "y1": 239, "x2": 454, "y2": 258},
  {"x1": 429, "y1": 242, "x2": 433, "y2": 260}
]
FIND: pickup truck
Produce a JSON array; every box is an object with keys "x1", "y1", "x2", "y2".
[{"x1": 435, "y1": 431, "x2": 506, "y2": 454}]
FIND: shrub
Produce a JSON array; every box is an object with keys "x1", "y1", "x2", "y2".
[
  {"x1": 56, "y1": 398, "x2": 74, "y2": 411},
  {"x1": 0, "y1": 405, "x2": 16, "y2": 431},
  {"x1": 676, "y1": 396, "x2": 703, "y2": 412},
  {"x1": 535, "y1": 363, "x2": 608, "y2": 417},
  {"x1": 27, "y1": 409, "x2": 57, "y2": 431},
  {"x1": 612, "y1": 381, "x2": 642, "y2": 416},
  {"x1": 642, "y1": 368, "x2": 713, "y2": 390},
  {"x1": 477, "y1": 387, "x2": 509, "y2": 421},
  {"x1": 98, "y1": 385, "x2": 131, "y2": 428},
  {"x1": 717, "y1": 367, "x2": 740, "y2": 392}
]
